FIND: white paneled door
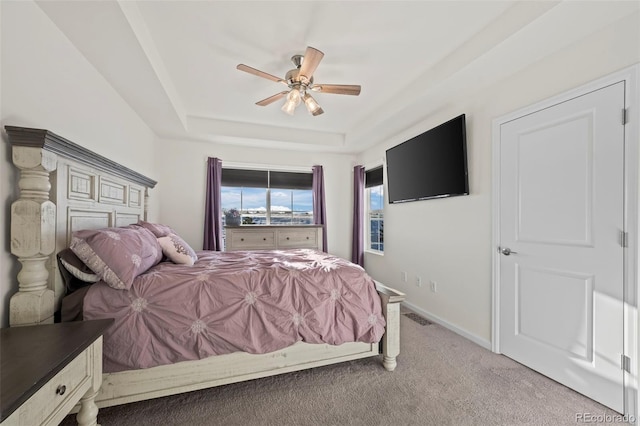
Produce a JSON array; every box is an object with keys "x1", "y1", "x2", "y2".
[{"x1": 499, "y1": 82, "x2": 625, "y2": 412}]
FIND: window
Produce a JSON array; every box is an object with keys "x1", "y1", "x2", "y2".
[
  {"x1": 365, "y1": 166, "x2": 384, "y2": 253},
  {"x1": 221, "y1": 168, "x2": 314, "y2": 226}
]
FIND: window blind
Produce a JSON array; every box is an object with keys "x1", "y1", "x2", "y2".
[
  {"x1": 221, "y1": 169, "x2": 268, "y2": 187},
  {"x1": 365, "y1": 166, "x2": 383, "y2": 188},
  {"x1": 270, "y1": 171, "x2": 313, "y2": 189},
  {"x1": 222, "y1": 168, "x2": 312, "y2": 189}
]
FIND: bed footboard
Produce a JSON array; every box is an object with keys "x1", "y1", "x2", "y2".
[
  {"x1": 375, "y1": 281, "x2": 406, "y2": 371},
  {"x1": 72, "y1": 280, "x2": 406, "y2": 409}
]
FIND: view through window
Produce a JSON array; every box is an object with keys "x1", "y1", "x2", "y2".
[
  {"x1": 366, "y1": 166, "x2": 384, "y2": 252},
  {"x1": 221, "y1": 168, "x2": 314, "y2": 226}
]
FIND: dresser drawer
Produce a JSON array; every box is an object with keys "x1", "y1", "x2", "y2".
[
  {"x1": 228, "y1": 230, "x2": 276, "y2": 250},
  {"x1": 8, "y1": 350, "x2": 91, "y2": 426},
  {"x1": 224, "y1": 226, "x2": 322, "y2": 251},
  {"x1": 277, "y1": 229, "x2": 319, "y2": 248}
]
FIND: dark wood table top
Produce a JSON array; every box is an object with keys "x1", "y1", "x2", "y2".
[{"x1": 0, "y1": 319, "x2": 114, "y2": 422}]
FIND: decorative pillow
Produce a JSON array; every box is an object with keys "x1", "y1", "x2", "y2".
[
  {"x1": 70, "y1": 226, "x2": 163, "y2": 290},
  {"x1": 157, "y1": 233, "x2": 198, "y2": 266},
  {"x1": 137, "y1": 220, "x2": 173, "y2": 238}
]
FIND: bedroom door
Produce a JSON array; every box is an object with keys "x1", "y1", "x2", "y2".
[{"x1": 498, "y1": 81, "x2": 626, "y2": 412}]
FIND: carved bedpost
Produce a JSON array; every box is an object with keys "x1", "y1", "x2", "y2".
[
  {"x1": 375, "y1": 281, "x2": 406, "y2": 371},
  {"x1": 9, "y1": 146, "x2": 57, "y2": 326}
]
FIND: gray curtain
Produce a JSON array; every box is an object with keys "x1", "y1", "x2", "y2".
[
  {"x1": 312, "y1": 165, "x2": 328, "y2": 252},
  {"x1": 203, "y1": 157, "x2": 223, "y2": 251},
  {"x1": 352, "y1": 165, "x2": 365, "y2": 266}
]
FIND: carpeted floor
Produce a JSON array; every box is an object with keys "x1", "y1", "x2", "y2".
[{"x1": 61, "y1": 313, "x2": 621, "y2": 425}]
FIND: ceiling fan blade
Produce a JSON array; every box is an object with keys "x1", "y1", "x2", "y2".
[
  {"x1": 312, "y1": 84, "x2": 361, "y2": 96},
  {"x1": 297, "y1": 46, "x2": 324, "y2": 83},
  {"x1": 237, "y1": 64, "x2": 286, "y2": 84},
  {"x1": 255, "y1": 91, "x2": 289, "y2": 106}
]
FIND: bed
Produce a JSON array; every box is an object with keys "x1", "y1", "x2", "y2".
[{"x1": 5, "y1": 125, "x2": 405, "y2": 411}]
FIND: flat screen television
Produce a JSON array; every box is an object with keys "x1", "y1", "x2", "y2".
[{"x1": 385, "y1": 114, "x2": 468, "y2": 204}]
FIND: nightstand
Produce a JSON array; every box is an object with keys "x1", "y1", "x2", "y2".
[{"x1": 0, "y1": 319, "x2": 114, "y2": 426}]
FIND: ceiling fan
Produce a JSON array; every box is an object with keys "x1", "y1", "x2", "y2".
[{"x1": 236, "y1": 46, "x2": 361, "y2": 116}]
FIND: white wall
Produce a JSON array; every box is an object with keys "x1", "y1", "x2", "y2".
[
  {"x1": 0, "y1": 1, "x2": 158, "y2": 327},
  {"x1": 358, "y1": 12, "x2": 640, "y2": 346},
  {"x1": 154, "y1": 138, "x2": 356, "y2": 261}
]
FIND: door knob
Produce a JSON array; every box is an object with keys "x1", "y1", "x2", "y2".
[{"x1": 500, "y1": 247, "x2": 517, "y2": 256}]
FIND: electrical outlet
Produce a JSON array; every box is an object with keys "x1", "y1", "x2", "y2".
[
  {"x1": 401, "y1": 271, "x2": 408, "y2": 283},
  {"x1": 430, "y1": 280, "x2": 437, "y2": 293},
  {"x1": 416, "y1": 276, "x2": 422, "y2": 287}
]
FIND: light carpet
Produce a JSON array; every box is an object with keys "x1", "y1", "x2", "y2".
[{"x1": 61, "y1": 314, "x2": 621, "y2": 425}]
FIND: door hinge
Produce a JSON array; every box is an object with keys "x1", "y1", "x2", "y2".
[
  {"x1": 620, "y1": 230, "x2": 628, "y2": 248},
  {"x1": 623, "y1": 108, "x2": 628, "y2": 125},
  {"x1": 621, "y1": 354, "x2": 631, "y2": 373}
]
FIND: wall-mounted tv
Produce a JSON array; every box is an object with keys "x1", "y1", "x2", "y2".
[{"x1": 385, "y1": 114, "x2": 468, "y2": 204}]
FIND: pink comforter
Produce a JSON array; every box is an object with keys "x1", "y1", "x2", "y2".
[{"x1": 83, "y1": 249, "x2": 385, "y2": 373}]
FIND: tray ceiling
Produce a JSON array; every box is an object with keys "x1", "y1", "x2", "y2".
[{"x1": 35, "y1": 1, "x2": 639, "y2": 152}]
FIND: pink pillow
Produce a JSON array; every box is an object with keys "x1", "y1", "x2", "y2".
[
  {"x1": 70, "y1": 226, "x2": 163, "y2": 290},
  {"x1": 157, "y1": 233, "x2": 198, "y2": 266},
  {"x1": 137, "y1": 220, "x2": 173, "y2": 238}
]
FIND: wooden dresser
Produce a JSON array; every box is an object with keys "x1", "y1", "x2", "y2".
[
  {"x1": 225, "y1": 225, "x2": 323, "y2": 251},
  {"x1": 1, "y1": 319, "x2": 114, "y2": 426}
]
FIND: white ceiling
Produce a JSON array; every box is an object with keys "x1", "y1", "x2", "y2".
[{"x1": 36, "y1": 1, "x2": 638, "y2": 153}]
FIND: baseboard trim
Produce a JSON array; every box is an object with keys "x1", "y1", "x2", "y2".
[{"x1": 401, "y1": 301, "x2": 492, "y2": 351}]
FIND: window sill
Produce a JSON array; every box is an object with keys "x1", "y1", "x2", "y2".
[{"x1": 365, "y1": 249, "x2": 384, "y2": 257}]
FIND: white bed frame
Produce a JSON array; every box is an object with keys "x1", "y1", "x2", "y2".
[{"x1": 5, "y1": 126, "x2": 405, "y2": 409}]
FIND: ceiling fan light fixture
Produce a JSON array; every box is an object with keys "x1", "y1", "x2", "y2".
[
  {"x1": 281, "y1": 99, "x2": 297, "y2": 115},
  {"x1": 281, "y1": 88, "x2": 302, "y2": 115},
  {"x1": 237, "y1": 45, "x2": 359, "y2": 116},
  {"x1": 303, "y1": 93, "x2": 323, "y2": 116},
  {"x1": 287, "y1": 88, "x2": 302, "y2": 105}
]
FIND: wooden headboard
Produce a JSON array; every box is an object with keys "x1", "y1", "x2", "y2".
[{"x1": 5, "y1": 126, "x2": 156, "y2": 326}]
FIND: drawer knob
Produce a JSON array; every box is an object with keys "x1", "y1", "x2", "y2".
[
  {"x1": 263, "y1": 238, "x2": 266, "y2": 241},
  {"x1": 306, "y1": 237, "x2": 309, "y2": 240},
  {"x1": 240, "y1": 238, "x2": 244, "y2": 241},
  {"x1": 56, "y1": 385, "x2": 67, "y2": 396},
  {"x1": 286, "y1": 237, "x2": 290, "y2": 240}
]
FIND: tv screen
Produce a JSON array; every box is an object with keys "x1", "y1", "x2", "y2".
[{"x1": 385, "y1": 114, "x2": 468, "y2": 204}]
